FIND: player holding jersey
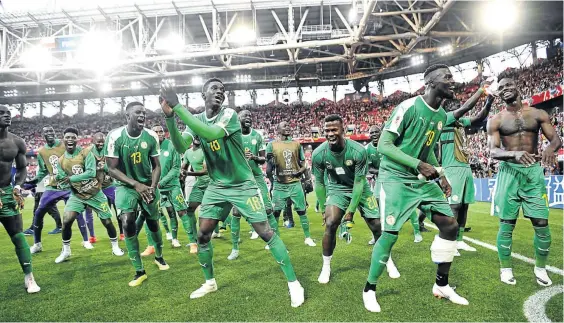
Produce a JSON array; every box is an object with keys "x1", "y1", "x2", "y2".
[
  {"x1": 160, "y1": 79, "x2": 304, "y2": 307},
  {"x1": 363, "y1": 64, "x2": 468, "y2": 312},
  {"x1": 54, "y1": 127, "x2": 124, "y2": 263},
  {"x1": 105, "y1": 102, "x2": 169, "y2": 287}
]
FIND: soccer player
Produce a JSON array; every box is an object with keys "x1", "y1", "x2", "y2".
[
  {"x1": 0, "y1": 105, "x2": 40, "y2": 293},
  {"x1": 441, "y1": 87, "x2": 494, "y2": 253},
  {"x1": 105, "y1": 102, "x2": 169, "y2": 287},
  {"x1": 181, "y1": 136, "x2": 209, "y2": 254},
  {"x1": 267, "y1": 121, "x2": 315, "y2": 247},
  {"x1": 160, "y1": 79, "x2": 304, "y2": 307},
  {"x1": 53, "y1": 127, "x2": 124, "y2": 263},
  {"x1": 228, "y1": 109, "x2": 279, "y2": 260},
  {"x1": 26, "y1": 126, "x2": 91, "y2": 253},
  {"x1": 89, "y1": 132, "x2": 123, "y2": 240},
  {"x1": 487, "y1": 74, "x2": 561, "y2": 286},
  {"x1": 363, "y1": 64, "x2": 468, "y2": 312},
  {"x1": 313, "y1": 114, "x2": 399, "y2": 285}
]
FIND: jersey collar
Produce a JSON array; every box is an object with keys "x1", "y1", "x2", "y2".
[{"x1": 418, "y1": 95, "x2": 440, "y2": 112}]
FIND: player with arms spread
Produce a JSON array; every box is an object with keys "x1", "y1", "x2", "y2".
[
  {"x1": 363, "y1": 64, "x2": 468, "y2": 312},
  {"x1": 313, "y1": 114, "x2": 399, "y2": 285},
  {"x1": 267, "y1": 121, "x2": 315, "y2": 247},
  {"x1": 160, "y1": 78, "x2": 304, "y2": 307},
  {"x1": 0, "y1": 105, "x2": 40, "y2": 293},
  {"x1": 53, "y1": 127, "x2": 124, "y2": 263},
  {"x1": 105, "y1": 102, "x2": 169, "y2": 287},
  {"x1": 487, "y1": 74, "x2": 561, "y2": 286}
]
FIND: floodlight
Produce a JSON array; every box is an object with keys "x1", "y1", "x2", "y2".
[
  {"x1": 21, "y1": 46, "x2": 52, "y2": 70},
  {"x1": 192, "y1": 76, "x2": 203, "y2": 85},
  {"x1": 155, "y1": 34, "x2": 185, "y2": 53},
  {"x1": 70, "y1": 85, "x2": 83, "y2": 93},
  {"x1": 229, "y1": 26, "x2": 256, "y2": 44},
  {"x1": 131, "y1": 81, "x2": 141, "y2": 89},
  {"x1": 76, "y1": 31, "x2": 121, "y2": 74},
  {"x1": 439, "y1": 45, "x2": 453, "y2": 56},
  {"x1": 411, "y1": 55, "x2": 424, "y2": 65},
  {"x1": 101, "y1": 83, "x2": 112, "y2": 92},
  {"x1": 348, "y1": 9, "x2": 357, "y2": 23},
  {"x1": 482, "y1": 0, "x2": 517, "y2": 32}
]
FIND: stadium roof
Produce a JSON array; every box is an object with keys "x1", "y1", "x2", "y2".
[{"x1": 0, "y1": 0, "x2": 561, "y2": 104}]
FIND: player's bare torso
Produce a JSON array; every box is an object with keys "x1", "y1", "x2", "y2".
[
  {"x1": 0, "y1": 133, "x2": 22, "y2": 187},
  {"x1": 492, "y1": 104, "x2": 543, "y2": 155}
]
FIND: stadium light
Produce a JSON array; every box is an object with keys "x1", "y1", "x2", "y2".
[
  {"x1": 155, "y1": 34, "x2": 185, "y2": 53},
  {"x1": 411, "y1": 55, "x2": 424, "y2": 65},
  {"x1": 20, "y1": 46, "x2": 52, "y2": 70},
  {"x1": 3, "y1": 89, "x2": 18, "y2": 97},
  {"x1": 70, "y1": 85, "x2": 83, "y2": 93},
  {"x1": 45, "y1": 87, "x2": 55, "y2": 95},
  {"x1": 131, "y1": 81, "x2": 141, "y2": 89},
  {"x1": 439, "y1": 45, "x2": 453, "y2": 56},
  {"x1": 76, "y1": 31, "x2": 121, "y2": 75},
  {"x1": 229, "y1": 26, "x2": 256, "y2": 44},
  {"x1": 235, "y1": 74, "x2": 251, "y2": 83},
  {"x1": 192, "y1": 76, "x2": 203, "y2": 86},
  {"x1": 101, "y1": 83, "x2": 112, "y2": 92},
  {"x1": 482, "y1": 0, "x2": 518, "y2": 32}
]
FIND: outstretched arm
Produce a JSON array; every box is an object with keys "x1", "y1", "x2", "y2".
[
  {"x1": 165, "y1": 117, "x2": 193, "y2": 154},
  {"x1": 469, "y1": 95, "x2": 494, "y2": 125},
  {"x1": 173, "y1": 105, "x2": 226, "y2": 141}
]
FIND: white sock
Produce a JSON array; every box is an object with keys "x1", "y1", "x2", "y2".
[
  {"x1": 110, "y1": 238, "x2": 119, "y2": 247},
  {"x1": 206, "y1": 278, "x2": 216, "y2": 285},
  {"x1": 35, "y1": 242, "x2": 42, "y2": 247},
  {"x1": 25, "y1": 273, "x2": 33, "y2": 280},
  {"x1": 62, "y1": 241, "x2": 71, "y2": 253},
  {"x1": 322, "y1": 255, "x2": 332, "y2": 266},
  {"x1": 288, "y1": 280, "x2": 300, "y2": 288}
]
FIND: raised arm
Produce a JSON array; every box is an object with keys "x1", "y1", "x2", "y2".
[
  {"x1": 451, "y1": 88, "x2": 486, "y2": 120},
  {"x1": 539, "y1": 109, "x2": 562, "y2": 166},
  {"x1": 172, "y1": 105, "x2": 226, "y2": 141},
  {"x1": 468, "y1": 95, "x2": 494, "y2": 125},
  {"x1": 165, "y1": 117, "x2": 193, "y2": 154}
]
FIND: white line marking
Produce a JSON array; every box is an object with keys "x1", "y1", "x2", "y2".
[
  {"x1": 425, "y1": 222, "x2": 564, "y2": 276},
  {"x1": 523, "y1": 285, "x2": 563, "y2": 323}
]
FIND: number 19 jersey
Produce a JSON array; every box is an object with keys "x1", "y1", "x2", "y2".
[
  {"x1": 104, "y1": 126, "x2": 160, "y2": 187},
  {"x1": 379, "y1": 95, "x2": 447, "y2": 183}
]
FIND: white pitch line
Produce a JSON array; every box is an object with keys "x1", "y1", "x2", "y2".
[
  {"x1": 424, "y1": 222, "x2": 564, "y2": 276},
  {"x1": 523, "y1": 285, "x2": 563, "y2": 323}
]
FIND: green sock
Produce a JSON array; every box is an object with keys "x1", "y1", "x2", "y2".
[
  {"x1": 410, "y1": 210, "x2": 420, "y2": 235},
  {"x1": 298, "y1": 214, "x2": 311, "y2": 238},
  {"x1": 144, "y1": 223, "x2": 155, "y2": 247},
  {"x1": 180, "y1": 212, "x2": 197, "y2": 244},
  {"x1": 367, "y1": 232, "x2": 398, "y2": 283},
  {"x1": 160, "y1": 213, "x2": 170, "y2": 234},
  {"x1": 197, "y1": 241, "x2": 214, "y2": 280},
  {"x1": 222, "y1": 215, "x2": 232, "y2": 229},
  {"x1": 267, "y1": 234, "x2": 297, "y2": 281},
  {"x1": 11, "y1": 233, "x2": 32, "y2": 274},
  {"x1": 457, "y1": 226, "x2": 465, "y2": 241},
  {"x1": 169, "y1": 216, "x2": 178, "y2": 240},
  {"x1": 267, "y1": 212, "x2": 279, "y2": 236},
  {"x1": 497, "y1": 222, "x2": 515, "y2": 268},
  {"x1": 125, "y1": 235, "x2": 144, "y2": 271},
  {"x1": 533, "y1": 226, "x2": 551, "y2": 268},
  {"x1": 231, "y1": 216, "x2": 241, "y2": 251},
  {"x1": 149, "y1": 226, "x2": 164, "y2": 258}
]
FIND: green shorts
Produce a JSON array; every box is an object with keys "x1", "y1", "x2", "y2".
[
  {"x1": 444, "y1": 166, "x2": 475, "y2": 205},
  {"x1": 65, "y1": 190, "x2": 112, "y2": 219},
  {"x1": 272, "y1": 181, "x2": 306, "y2": 212},
  {"x1": 200, "y1": 181, "x2": 267, "y2": 224},
  {"x1": 188, "y1": 185, "x2": 207, "y2": 204},
  {"x1": 377, "y1": 180, "x2": 453, "y2": 231},
  {"x1": 255, "y1": 175, "x2": 273, "y2": 211},
  {"x1": 160, "y1": 186, "x2": 188, "y2": 211},
  {"x1": 326, "y1": 187, "x2": 379, "y2": 219},
  {"x1": 372, "y1": 180, "x2": 381, "y2": 200},
  {"x1": 115, "y1": 186, "x2": 161, "y2": 220},
  {"x1": 492, "y1": 162, "x2": 549, "y2": 220},
  {"x1": 0, "y1": 186, "x2": 19, "y2": 217}
]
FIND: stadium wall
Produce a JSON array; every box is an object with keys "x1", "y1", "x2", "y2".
[{"x1": 474, "y1": 176, "x2": 564, "y2": 209}]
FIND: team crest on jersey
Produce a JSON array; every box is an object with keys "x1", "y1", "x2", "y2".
[
  {"x1": 49, "y1": 155, "x2": 59, "y2": 166},
  {"x1": 71, "y1": 165, "x2": 84, "y2": 175},
  {"x1": 345, "y1": 160, "x2": 353, "y2": 166},
  {"x1": 451, "y1": 195, "x2": 459, "y2": 202},
  {"x1": 251, "y1": 139, "x2": 257, "y2": 145},
  {"x1": 325, "y1": 161, "x2": 333, "y2": 170},
  {"x1": 164, "y1": 151, "x2": 170, "y2": 157},
  {"x1": 386, "y1": 215, "x2": 395, "y2": 225},
  {"x1": 141, "y1": 142, "x2": 148, "y2": 149},
  {"x1": 437, "y1": 121, "x2": 443, "y2": 130}
]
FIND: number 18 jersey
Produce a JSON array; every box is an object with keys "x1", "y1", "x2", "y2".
[
  {"x1": 104, "y1": 126, "x2": 160, "y2": 187},
  {"x1": 379, "y1": 95, "x2": 447, "y2": 183}
]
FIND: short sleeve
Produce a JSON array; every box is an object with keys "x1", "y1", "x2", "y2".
[
  {"x1": 215, "y1": 108, "x2": 240, "y2": 136},
  {"x1": 257, "y1": 132, "x2": 266, "y2": 151},
  {"x1": 446, "y1": 112, "x2": 456, "y2": 126},
  {"x1": 147, "y1": 130, "x2": 161, "y2": 157},
  {"x1": 104, "y1": 130, "x2": 120, "y2": 158},
  {"x1": 459, "y1": 117, "x2": 472, "y2": 127},
  {"x1": 354, "y1": 148, "x2": 368, "y2": 177},
  {"x1": 266, "y1": 142, "x2": 273, "y2": 154},
  {"x1": 384, "y1": 100, "x2": 414, "y2": 135},
  {"x1": 298, "y1": 145, "x2": 305, "y2": 160}
]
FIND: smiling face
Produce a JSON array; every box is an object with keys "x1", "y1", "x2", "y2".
[
  {"x1": 368, "y1": 125, "x2": 381, "y2": 144},
  {"x1": 498, "y1": 78, "x2": 519, "y2": 104},
  {"x1": 93, "y1": 133, "x2": 105, "y2": 151},
  {"x1": 126, "y1": 104, "x2": 146, "y2": 131},
  {"x1": 42, "y1": 126, "x2": 56, "y2": 145},
  {"x1": 324, "y1": 120, "x2": 345, "y2": 147},
  {"x1": 0, "y1": 105, "x2": 11, "y2": 128},
  {"x1": 203, "y1": 80, "x2": 225, "y2": 109},
  {"x1": 63, "y1": 131, "x2": 78, "y2": 153},
  {"x1": 427, "y1": 67, "x2": 455, "y2": 100}
]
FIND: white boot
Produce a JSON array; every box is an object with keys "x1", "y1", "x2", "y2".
[
  {"x1": 171, "y1": 239, "x2": 181, "y2": 248},
  {"x1": 24, "y1": 273, "x2": 40, "y2": 294},
  {"x1": 288, "y1": 280, "x2": 305, "y2": 308},
  {"x1": 432, "y1": 283, "x2": 469, "y2": 305},
  {"x1": 386, "y1": 256, "x2": 400, "y2": 279},
  {"x1": 363, "y1": 290, "x2": 381, "y2": 312},
  {"x1": 534, "y1": 267, "x2": 552, "y2": 287},
  {"x1": 30, "y1": 243, "x2": 42, "y2": 254},
  {"x1": 227, "y1": 249, "x2": 239, "y2": 260},
  {"x1": 457, "y1": 241, "x2": 476, "y2": 252},
  {"x1": 82, "y1": 241, "x2": 94, "y2": 250},
  {"x1": 190, "y1": 279, "x2": 218, "y2": 299},
  {"x1": 55, "y1": 246, "x2": 71, "y2": 264},
  {"x1": 500, "y1": 268, "x2": 517, "y2": 285},
  {"x1": 304, "y1": 237, "x2": 316, "y2": 247}
]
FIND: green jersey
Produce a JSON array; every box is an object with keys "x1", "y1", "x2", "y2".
[
  {"x1": 311, "y1": 139, "x2": 370, "y2": 194},
  {"x1": 158, "y1": 139, "x2": 182, "y2": 190},
  {"x1": 266, "y1": 139, "x2": 305, "y2": 184},
  {"x1": 379, "y1": 95, "x2": 447, "y2": 182},
  {"x1": 182, "y1": 107, "x2": 254, "y2": 188},
  {"x1": 90, "y1": 145, "x2": 114, "y2": 189},
  {"x1": 104, "y1": 126, "x2": 160, "y2": 187},
  {"x1": 35, "y1": 140, "x2": 68, "y2": 189},
  {"x1": 56, "y1": 146, "x2": 101, "y2": 200},
  {"x1": 365, "y1": 142, "x2": 382, "y2": 171},
  {"x1": 183, "y1": 146, "x2": 210, "y2": 187},
  {"x1": 440, "y1": 112, "x2": 471, "y2": 168},
  {"x1": 242, "y1": 128, "x2": 266, "y2": 176}
]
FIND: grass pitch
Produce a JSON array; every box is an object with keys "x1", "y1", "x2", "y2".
[{"x1": 0, "y1": 197, "x2": 562, "y2": 322}]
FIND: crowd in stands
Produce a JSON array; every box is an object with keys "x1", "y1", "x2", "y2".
[{"x1": 8, "y1": 53, "x2": 563, "y2": 178}]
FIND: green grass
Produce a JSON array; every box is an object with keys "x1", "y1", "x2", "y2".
[{"x1": 0, "y1": 197, "x2": 562, "y2": 322}]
